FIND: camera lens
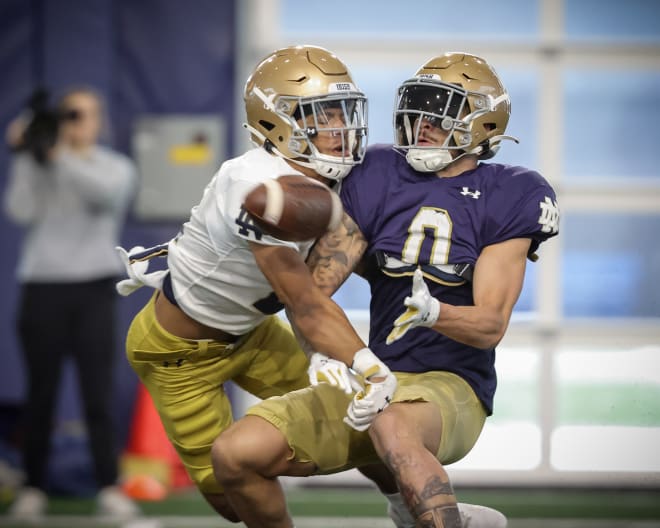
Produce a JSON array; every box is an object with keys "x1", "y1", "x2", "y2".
[{"x1": 61, "y1": 109, "x2": 81, "y2": 121}]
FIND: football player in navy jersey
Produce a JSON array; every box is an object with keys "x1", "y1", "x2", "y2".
[{"x1": 211, "y1": 53, "x2": 559, "y2": 527}]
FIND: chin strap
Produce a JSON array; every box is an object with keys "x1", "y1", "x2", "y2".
[
  {"x1": 406, "y1": 148, "x2": 454, "y2": 172},
  {"x1": 406, "y1": 133, "x2": 521, "y2": 173}
]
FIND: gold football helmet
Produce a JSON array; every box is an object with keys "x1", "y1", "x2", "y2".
[
  {"x1": 244, "y1": 45, "x2": 368, "y2": 181},
  {"x1": 394, "y1": 52, "x2": 518, "y2": 172}
]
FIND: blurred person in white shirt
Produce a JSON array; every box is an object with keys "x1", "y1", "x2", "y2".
[{"x1": 3, "y1": 87, "x2": 139, "y2": 519}]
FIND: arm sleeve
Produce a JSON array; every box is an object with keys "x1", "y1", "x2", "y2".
[
  {"x1": 3, "y1": 155, "x2": 48, "y2": 225},
  {"x1": 56, "y1": 150, "x2": 137, "y2": 212},
  {"x1": 482, "y1": 169, "x2": 559, "y2": 257}
]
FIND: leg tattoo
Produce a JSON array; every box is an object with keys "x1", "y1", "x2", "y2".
[{"x1": 384, "y1": 452, "x2": 462, "y2": 528}]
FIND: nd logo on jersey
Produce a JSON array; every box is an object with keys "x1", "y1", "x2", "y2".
[{"x1": 538, "y1": 196, "x2": 559, "y2": 234}]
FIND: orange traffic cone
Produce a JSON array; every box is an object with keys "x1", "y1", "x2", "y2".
[{"x1": 120, "y1": 383, "x2": 192, "y2": 500}]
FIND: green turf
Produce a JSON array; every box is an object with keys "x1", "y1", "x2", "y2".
[
  {"x1": 3, "y1": 487, "x2": 658, "y2": 520},
  {"x1": 456, "y1": 488, "x2": 660, "y2": 520}
]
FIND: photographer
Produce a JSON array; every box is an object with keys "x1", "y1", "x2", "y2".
[{"x1": 3, "y1": 87, "x2": 138, "y2": 519}]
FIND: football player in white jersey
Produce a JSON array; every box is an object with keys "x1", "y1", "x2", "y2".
[{"x1": 118, "y1": 45, "x2": 399, "y2": 521}]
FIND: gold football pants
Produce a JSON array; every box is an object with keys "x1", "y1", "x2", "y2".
[
  {"x1": 126, "y1": 294, "x2": 310, "y2": 493},
  {"x1": 247, "y1": 370, "x2": 487, "y2": 473}
]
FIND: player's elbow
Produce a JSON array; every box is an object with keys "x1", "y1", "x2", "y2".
[
  {"x1": 290, "y1": 305, "x2": 326, "y2": 338},
  {"x1": 478, "y1": 333, "x2": 504, "y2": 351},
  {"x1": 478, "y1": 316, "x2": 508, "y2": 350},
  {"x1": 286, "y1": 290, "x2": 331, "y2": 339},
  {"x1": 457, "y1": 309, "x2": 506, "y2": 350},
  {"x1": 4, "y1": 201, "x2": 36, "y2": 225}
]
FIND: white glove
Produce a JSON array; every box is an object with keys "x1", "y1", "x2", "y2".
[
  {"x1": 307, "y1": 352, "x2": 362, "y2": 394},
  {"x1": 115, "y1": 246, "x2": 168, "y2": 296},
  {"x1": 344, "y1": 348, "x2": 397, "y2": 432},
  {"x1": 386, "y1": 268, "x2": 440, "y2": 345}
]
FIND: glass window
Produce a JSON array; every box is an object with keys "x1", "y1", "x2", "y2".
[
  {"x1": 514, "y1": 260, "x2": 537, "y2": 314},
  {"x1": 490, "y1": 347, "x2": 540, "y2": 425},
  {"x1": 333, "y1": 274, "x2": 370, "y2": 310},
  {"x1": 491, "y1": 69, "x2": 539, "y2": 173},
  {"x1": 552, "y1": 346, "x2": 660, "y2": 471},
  {"x1": 280, "y1": 0, "x2": 539, "y2": 40},
  {"x1": 350, "y1": 65, "x2": 402, "y2": 146},
  {"x1": 552, "y1": 425, "x2": 660, "y2": 471},
  {"x1": 563, "y1": 70, "x2": 660, "y2": 183},
  {"x1": 561, "y1": 213, "x2": 660, "y2": 318},
  {"x1": 565, "y1": 0, "x2": 660, "y2": 43},
  {"x1": 453, "y1": 347, "x2": 542, "y2": 470},
  {"x1": 555, "y1": 347, "x2": 660, "y2": 427}
]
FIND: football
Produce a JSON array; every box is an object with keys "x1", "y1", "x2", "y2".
[{"x1": 243, "y1": 175, "x2": 343, "y2": 241}]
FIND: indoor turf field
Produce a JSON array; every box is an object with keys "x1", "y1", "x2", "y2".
[{"x1": 1, "y1": 486, "x2": 659, "y2": 527}]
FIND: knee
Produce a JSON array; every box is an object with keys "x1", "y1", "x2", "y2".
[
  {"x1": 368, "y1": 404, "x2": 422, "y2": 458},
  {"x1": 211, "y1": 416, "x2": 288, "y2": 486},
  {"x1": 211, "y1": 426, "x2": 249, "y2": 487}
]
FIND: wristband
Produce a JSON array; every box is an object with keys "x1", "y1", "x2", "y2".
[
  {"x1": 351, "y1": 347, "x2": 388, "y2": 379},
  {"x1": 423, "y1": 297, "x2": 441, "y2": 327}
]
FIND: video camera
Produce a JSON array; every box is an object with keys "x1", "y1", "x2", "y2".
[{"x1": 17, "y1": 88, "x2": 81, "y2": 165}]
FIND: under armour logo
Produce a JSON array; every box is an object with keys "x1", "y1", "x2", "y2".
[
  {"x1": 538, "y1": 196, "x2": 559, "y2": 234},
  {"x1": 460, "y1": 187, "x2": 481, "y2": 199}
]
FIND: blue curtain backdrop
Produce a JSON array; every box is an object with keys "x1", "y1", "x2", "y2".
[{"x1": 0, "y1": 0, "x2": 236, "y2": 450}]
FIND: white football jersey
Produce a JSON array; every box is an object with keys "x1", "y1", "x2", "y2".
[{"x1": 167, "y1": 148, "x2": 315, "y2": 334}]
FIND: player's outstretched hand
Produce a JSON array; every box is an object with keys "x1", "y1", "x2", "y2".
[
  {"x1": 115, "y1": 246, "x2": 168, "y2": 296},
  {"x1": 308, "y1": 352, "x2": 362, "y2": 394},
  {"x1": 344, "y1": 348, "x2": 397, "y2": 431},
  {"x1": 115, "y1": 246, "x2": 149, "y2": 296},
  {"x1": 386, "y1": 268, "x2": 440, "y2": 345}
]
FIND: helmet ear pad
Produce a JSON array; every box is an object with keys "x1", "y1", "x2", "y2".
[
  {"x1": 467, "y1": 121, "x2": 499, "y2": 159},
  {"x1": 246, "y1": 98, "x2": 305, "y2": 161}
]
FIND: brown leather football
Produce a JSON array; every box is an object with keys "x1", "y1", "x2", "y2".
[{"x1": 243, "y1": 175, "x2": 343, "y2": 241}]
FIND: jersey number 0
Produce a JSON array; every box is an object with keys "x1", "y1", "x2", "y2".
[{"x1": 401, "y1": 207, "x2": 452, "y2": 265}]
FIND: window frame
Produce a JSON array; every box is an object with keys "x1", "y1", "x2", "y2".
[{"x1": 236, "y1": 0, "x2": 660, "y2": 488}]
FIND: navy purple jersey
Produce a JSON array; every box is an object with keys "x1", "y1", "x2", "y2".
[{"x1": 340, "y1": 144, "x2": 559, "y2": 414}]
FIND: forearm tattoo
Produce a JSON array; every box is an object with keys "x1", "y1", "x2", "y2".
[
  {"x1": 307, "y1": 213, "x2": 367, "y2": 296},
  {"x1": 385, "y1": 452, "x2": 462, "y2": 528}
]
